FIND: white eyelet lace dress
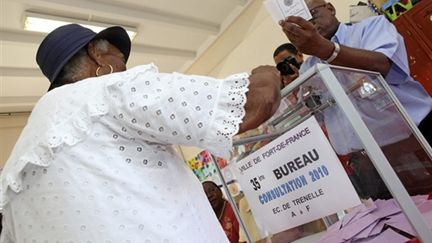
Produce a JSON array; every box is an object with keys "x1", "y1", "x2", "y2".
[{"x1": 0, "y1": 64, "x2": 249, "y2": 243}]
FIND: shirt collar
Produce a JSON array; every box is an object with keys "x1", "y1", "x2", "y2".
[{"x1": 331, "y1": 22, "x2": 346, "y2": 43}]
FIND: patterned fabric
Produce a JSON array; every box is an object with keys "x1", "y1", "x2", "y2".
[
  {"x1": 220, "y1": 201, "x2": 240, "y2": 243},
  {"x1": 0, "y1": 64, "x2": 249, "y2": 243}
]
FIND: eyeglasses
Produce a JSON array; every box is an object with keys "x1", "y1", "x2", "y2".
[{"x1": 309, "y1": 3, "x2": 327, "y2": 19}]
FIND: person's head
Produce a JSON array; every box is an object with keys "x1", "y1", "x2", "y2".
[
  {"x1": 36, "y1": 24, "x2": 131, "y2": 91},
  {"x1": 273, "y1": 43, "x2": 303, "y2": 86},
  {"x1": 305, "y1": 0, "x2": 340, "y2": 39},
  {"x1": 273, "y1": 43, "x2": 303, "y2": 66},
  {"x1": 202, "y1": 181, "x2": 224, "y2": 211}
]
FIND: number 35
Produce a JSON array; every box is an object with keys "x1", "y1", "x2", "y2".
[{"x1": 250, "y1": 177, "x2": 261, "y2": 191}]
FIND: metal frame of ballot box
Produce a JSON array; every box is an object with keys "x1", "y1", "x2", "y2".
[{"x1": 211, "y1": 64, "x2": 432, "y2": 243}]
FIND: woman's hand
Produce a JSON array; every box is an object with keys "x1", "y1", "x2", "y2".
[{"x1": 239, "y1": 65, "x2": 281, "y2": 134}]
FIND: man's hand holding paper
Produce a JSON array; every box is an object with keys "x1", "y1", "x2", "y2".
[{"x1": 279, "y1": 16, "x2": 333, "y2": 59}]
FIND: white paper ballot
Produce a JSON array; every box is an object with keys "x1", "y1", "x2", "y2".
[{"x1": 264, "y1": 0, "x2": 312, "y2": 23}]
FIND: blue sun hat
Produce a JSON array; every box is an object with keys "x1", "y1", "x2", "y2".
[{"x1": 36, "y1": 24, "x2": 131, "y2": 90}]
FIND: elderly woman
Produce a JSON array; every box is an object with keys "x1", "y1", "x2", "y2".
[{"x1": 0, "y1": 24, "x2": 281, "y2": 242}]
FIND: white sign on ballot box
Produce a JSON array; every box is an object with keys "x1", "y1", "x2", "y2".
[{"x1": 233, "y1": 116, "x2": 361, "y2": 234}]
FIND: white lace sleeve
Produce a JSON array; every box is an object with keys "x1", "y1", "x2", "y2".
[{"x1": 104, "y1": 65, "x2": 249, "y2": 159}]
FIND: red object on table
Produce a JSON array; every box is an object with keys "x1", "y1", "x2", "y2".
[{"x1": 406, "y1": 239, "x2": 420, "y2": 243}]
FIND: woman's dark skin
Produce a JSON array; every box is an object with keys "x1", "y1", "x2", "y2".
[{"x1": 203, "y1": 181, "x2": 225, "y2": 218}]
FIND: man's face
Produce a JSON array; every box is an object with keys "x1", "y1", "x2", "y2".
[
  {"x1": 306, "y1": 1, "x2": 337, "y2": 39},
  {"x1": 274, "y1": 50, "x2": 303, "y2": 87}
]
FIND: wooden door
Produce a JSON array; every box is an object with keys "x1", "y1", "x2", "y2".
[
  {"x1": 408, "y1": 0, "x2": 432, "y2": 45},
  {"x1": 394, "y1": 15, "x2": 432, "y2": 95}
]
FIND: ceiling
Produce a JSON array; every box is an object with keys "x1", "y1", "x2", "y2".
[{"x1": 0, "y1": 0, "x2": 251, "y2": 113}]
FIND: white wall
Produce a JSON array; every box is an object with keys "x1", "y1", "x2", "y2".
[{"x1": 0, "y1": 114, "x2": 28, "y2": 167}]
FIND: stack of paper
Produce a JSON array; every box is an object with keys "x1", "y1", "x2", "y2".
[{"x1": 318, "y1": 195, "x2": 432, "y2": 243}]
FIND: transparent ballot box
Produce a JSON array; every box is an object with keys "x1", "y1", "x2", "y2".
[{"x1": 211, "y1": 64, "x2": 432, "y2": 243}]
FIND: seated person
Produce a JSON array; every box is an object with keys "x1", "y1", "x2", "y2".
[{"x1": 203, "y1": 181, "x2": 240, "y2": 243}]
